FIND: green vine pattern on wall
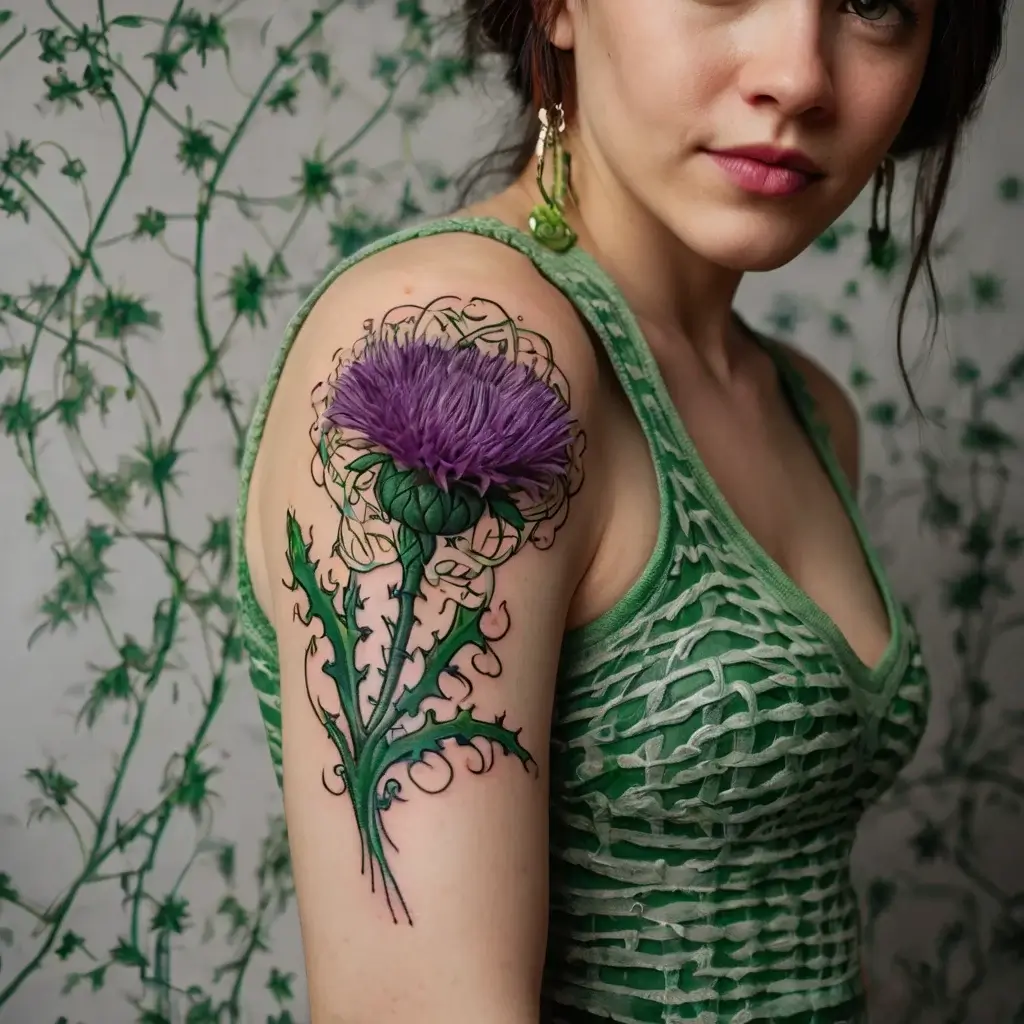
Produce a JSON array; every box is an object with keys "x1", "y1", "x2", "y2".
[
  {"x1": 0, "y1": 2, "x2": 1021, "y2": 1022},
  {"x1": 0, "y1": 2, "x2": 475, "y2": 1021}
]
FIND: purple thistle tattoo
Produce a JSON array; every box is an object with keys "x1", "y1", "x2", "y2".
[
  {"x1": 290, "y1": 306, "x2": 584, "y2": 924},
  {"x1": 322, "y1": 337, "x2": 573, "y2": 497}
]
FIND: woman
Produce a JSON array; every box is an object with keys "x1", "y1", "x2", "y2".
[{"x1": 235, "y1": 2, "x2": 1007, "y2": 1021}]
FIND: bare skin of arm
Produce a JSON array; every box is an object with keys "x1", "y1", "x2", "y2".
[{"x1": 248, "y1": 238, "x2": 604, "y2": 1024}]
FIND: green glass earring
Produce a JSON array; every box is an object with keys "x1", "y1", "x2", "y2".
[{"x1": 529, "y1": 103, "x2": 578, "y2": 253}]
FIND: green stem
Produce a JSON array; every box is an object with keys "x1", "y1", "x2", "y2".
[
  {"x1": 223, "y1": 901, "x2": 269, "y2": 1022},
  {"x1": 104, "y1": 57, "x2": 189, "y2": 136},
  {"x1": 87, "y1": 870, "x2": 138, "y2": 886},
  {"x1": 127, "y1": 659, "x2": 229, "y2": 984},
  {"x1": 320, "y1": 700, "x2": 357, "y2": 793},
  {"x1": 6, "y1": 172, "x2": 94, "y2": 270},
  {"x1": 6, "y1": 897, "x2": 48, "y2": 923},
  {"x1": 0, "y1": 24, "x2": 27, "y2": 63},
  {"x1": 364, "y1": 546, "x2": 426, "y2": 739},
  {"x1": 73, "y1": 4, "x2": 130, "y2": 157},
  {"x1": 325, "y1": 69, "x2": 408, "y2": 165},
  {"x1": 362, "y1": 797, "x2": 410, "y2": 924},
  {"x1": 56, "y1": 805, "x2": 89, "y2": 866}
]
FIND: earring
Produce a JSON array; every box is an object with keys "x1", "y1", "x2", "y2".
[
  {"x1": 868, "y1": 155, "x2": 896, "y2": 266},
  {"x1": 529, "y1": 103, "x2": 578, "y2": 253}
]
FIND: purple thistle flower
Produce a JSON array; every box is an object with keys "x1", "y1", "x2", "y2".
[{"x1": 323, "y1": 338, "x2": 573, "y2": 497}]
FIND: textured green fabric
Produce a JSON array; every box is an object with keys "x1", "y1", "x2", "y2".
[{"x1": 234, "y1": 215, "x2": 929, "y2": 1023}]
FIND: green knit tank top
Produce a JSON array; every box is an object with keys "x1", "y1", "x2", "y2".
[{"x1": 234, "y1": 215, "x2": 929, "y2": 1024}]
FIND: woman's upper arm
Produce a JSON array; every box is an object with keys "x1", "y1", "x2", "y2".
[{"x1": 254, "y1": 247, "x2": 600, "y2": 1024}]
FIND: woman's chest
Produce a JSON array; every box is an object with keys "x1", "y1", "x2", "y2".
[{"x1": 572, "y1": 351, "x2": 891, "y2": 673}]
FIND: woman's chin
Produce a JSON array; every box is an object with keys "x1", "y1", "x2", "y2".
[
  {"x1": 680, "y1": 213, "x2": 828, "y2": 273},
  {"x1": 698, "y1": 237, "x2": 810, "y2": 273}
]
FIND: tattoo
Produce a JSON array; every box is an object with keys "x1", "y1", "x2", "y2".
[{"x1": 284, "y1": 296, "x2": 586, "y2": 923}]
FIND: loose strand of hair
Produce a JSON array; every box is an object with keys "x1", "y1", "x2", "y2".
[{"x1": 896, "y1": 138, "x2": 956, "y2": 418}]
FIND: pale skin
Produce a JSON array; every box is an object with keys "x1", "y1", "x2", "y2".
[{"x1": 244, "y1": 1, "x2": 937, "y2": 1021}]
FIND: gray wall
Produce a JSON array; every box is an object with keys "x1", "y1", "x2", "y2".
[{"x1": 0, "y1": 1, "x2": 1021, "y2": 1021}]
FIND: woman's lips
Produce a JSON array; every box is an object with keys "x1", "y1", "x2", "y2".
[{"x1": 705, "y1": 150, "x2": 824, "y2": 197}]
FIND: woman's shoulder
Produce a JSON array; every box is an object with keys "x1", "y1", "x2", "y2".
[
  {"x1": 301, "y1": 216, "x2": 605, "y2": 404},
  {"x1": 260, "y1": 210, "x2": 610, "y2": 529},
  {"x1": 245, "y1": 212, "x2": 612, "y2": 629},
  {"x1": 772, "y1": 340, "x2": 861, "y2": 490}
]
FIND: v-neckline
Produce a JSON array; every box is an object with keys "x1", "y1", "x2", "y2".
[
  {"x1": 449, "y1": 215, "x2": 908, "y2": 694},
  {"x1": 730, "y1": 316, "x2": 907, "y2": 688},
  {"x1": 580, "y1": 252, "x2": 906, "y2": 691}
]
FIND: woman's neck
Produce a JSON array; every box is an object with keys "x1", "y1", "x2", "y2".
[{"x1": 506, "y1": 146, "x2": 749, "y2": 378}]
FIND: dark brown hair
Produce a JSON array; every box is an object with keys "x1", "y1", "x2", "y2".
[{"x1": 460, "y1": 0, "x2": 1008, "y2": 402}]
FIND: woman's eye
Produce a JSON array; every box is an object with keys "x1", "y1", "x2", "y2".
[{"x1": 843, "y1": 0, "x2": 917, "y2": 27}]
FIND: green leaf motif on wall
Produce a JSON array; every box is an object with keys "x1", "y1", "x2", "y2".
[
  {"x1": 0, "y1": 2, "x2": 1022, "y2": 1023},
  {"x1": 0, "y1": 1, "x2": 482, "y2": 1019}
]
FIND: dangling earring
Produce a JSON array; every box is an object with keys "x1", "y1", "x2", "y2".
[
  {"x1": 529, "y1": 102, "x2": 578, "y2": 253},
  {"x1": 868, "y1": 155, "x2": 896, "y2": 266}
]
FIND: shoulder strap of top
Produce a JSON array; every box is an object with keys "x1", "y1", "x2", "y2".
[{"x1": 750, "y1": 329, "x2": 857, "y2": 496}]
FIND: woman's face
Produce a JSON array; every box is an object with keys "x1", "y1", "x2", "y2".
[{"x1": 552, "y1": 0, "x2": 936, "y2": 270}]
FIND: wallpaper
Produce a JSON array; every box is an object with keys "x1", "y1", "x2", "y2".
[{"x1": 0, "y1": 2, "x2": 1021, "y2": 1022}]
